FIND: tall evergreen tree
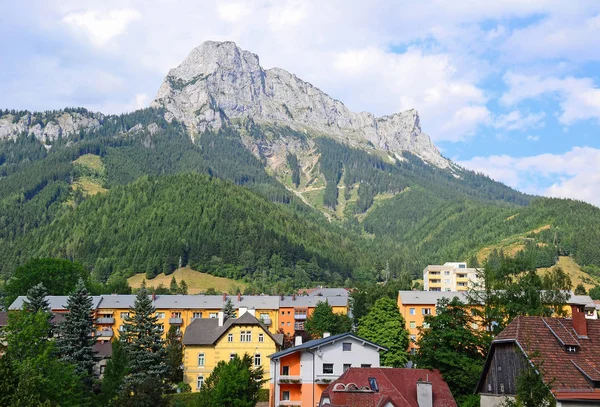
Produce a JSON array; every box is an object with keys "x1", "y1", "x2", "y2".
[
  {"x1": 121, "y1": 286, "x2": 168, "y2": 400},
  {"x1": 57, "y1": 279, "x2": 96, "y2": 388},
  {"x1": 165, "y1": 326, "x2": 184, "y2": 386},
  {"x1": 222, "y1": 298, "x2": 236, "y2": 320},
  {"x1": 23, "y1": 282, "x2": 50, "y2": 314},
  {"x1": 101, "y1": 338, "x2": 129, "y2": 405}
]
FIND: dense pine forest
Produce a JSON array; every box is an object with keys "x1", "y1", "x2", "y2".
[{"x1": 1, "y1": 107, "x2": 600, "y2": 292}]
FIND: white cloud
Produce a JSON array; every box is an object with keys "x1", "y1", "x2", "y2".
[
  {"x1": 526, "y1": 135, "x2": 540, "y2": 141},
  {"x1": 62, "y1": 8, "x2": 141, "y2": 46},
  {"x1": 216, "y1": 2, "x2": 250, "y2": 23},
  {"x1": 493, "y1": 110, "x2": 546, "y2": 131},
  {"x1": 458, "y1": 146, "x2": 600, "y2": 207},
  {"x1": 501, "y1": 72, "x2": 600, "y2": 125}
]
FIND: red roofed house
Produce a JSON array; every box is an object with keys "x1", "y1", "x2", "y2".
[
  {"x1": 319, "y1": 367, "x2": 457, "y2": 407},
  {"x1": 477, "y1": 303, "x2": 600, "y2": 406}
]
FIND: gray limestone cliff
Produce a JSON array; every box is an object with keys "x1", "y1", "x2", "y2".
[{"x1": 151, "y1": 41, "x2": 449, "y2": 168}]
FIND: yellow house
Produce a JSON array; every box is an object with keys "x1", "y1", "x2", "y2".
[{"x1": 182, "y1": 310, "x2": 283, "y2": 392}]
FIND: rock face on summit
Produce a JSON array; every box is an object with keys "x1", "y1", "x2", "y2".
[{"x1": 152, "y1": 41, "x2": 449, "y2": 168}]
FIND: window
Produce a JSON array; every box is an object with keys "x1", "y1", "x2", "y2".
[
  {"x1": 282, "y1": 366, "x2": 290, "y2": 376},
  {"x1": 156, "y1": 312, "x2": 165, "y2": 319},
  {"x1": 281, "y1": 311, "x2": 285, "y2": 315},
  {"x1": 500, "y1": 383, "x2": 505, "y2": 393},
  {"x1": 410, "y1": 335, "x2": 416, "y2": 342},
  {"x1": 172, "y1": 312, "x2": 182, "y2": 318},
  {"x1": 230, "y1": 353, "x2": 236, "y2": 361},
  {"x1": 282, "y1": 391, "x2": 290, "y2": 401},
  {"x1": 444, "y1": 279, "x2": 450, "y2": 284},
  {"x1": 240, "y1": 331, "x2": 252, "y2": 342},
  {"x1": 197, "y1": 376, "x2": 204, "y2": 390},
  {"x1": 260, "y1": 313, "x2": 269, "y2": 320},
  {"x1": 254, "y1": 354, "x2": 261, "y2": 367},
  {"x1": 361, "y1": 364, "x2": 371, "y2": 368},
  {"x1": 444, "y1": 271, "x2": 450, "y2": 275},
  {"x1": 281, "y1": 322, "x2": 284, "y2": 327},
  {"x1": 409, "y1": 321, "x2": 416, "y2": 329},
  {"x1": 158, "y1": 324, "x2": 164, "y2": 332},
  {"x1": 120, "y1": 312, "x2": 129, "y2": 319},
  {"x1": 342, "y1": 343, "x2": 352, "y2": 351},
  {"x1": 323, "y1": 364, "x2": 334, "y2": 374},
  {"x1": 198, "y1": 353, "x2": 205, "y2": 366},
  {"x1": 566, "y1": 346, "x2": 577, "y2": 353},
  {"x1": 209, "y1": 313, "x2": 217, "y2": 319},
  {"x1": 422, "y1": 322, "x2": 430, "y2": 329},
  {"x1": 471, "y1": 323, "x2": 479, "y2": 330},
  {"x1": 193, "y1": 312, "x2": 202, "y2": 319},
  {"x1": 410, "y1": 348, "x2": 416, "y2": 355},
  {"x1": 287, "y1": 322, "x2": 291, "y2": 326},
  {"x1": 343, "y1": 364, "x2": 351, "y2": 372},
  {"x1": 422, "y1": 308, "x2": 432, "y2": 315},
  {"x1": 175, "y1": 326, "x2": 181, "y2": 335},
  {"x1": 119, "y1": 325, "x2": 125, "y2": 332},
  {"x1": 287, "y1": 311, "x2": 291, "y2": 315},
  {"x1": 368, "y1": 377, "x2": 379, "y2": 392},
  {"x1": 258, "y1": 334, "x2": 264, "y2": 343},
  {"x1": 228, "y1": 333, "x2": 233, "y2": 342},
  {"x1": 409, "y1": 308, "x2": 416, "y2": 315}
]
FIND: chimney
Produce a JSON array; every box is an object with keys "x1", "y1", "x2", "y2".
[
  {"x1": 571, "y1": 304, "x2": 588, "y2": 337},
  {"x1": 222, "y1": 293, "x2": 227, "y2": 301},
  {"x1": 417, "y1": 380, "x2": 433, "y2": 407},
  {"x1": 152, "y1": 293, "x2": 156, "y2": 301},
  {"x1": 218, "y1": 311, "x2": 224, "y2": 327},
  {"x1": 292, "y1": 294, "x2": 296, "y2": 301},
  {"x1": 323, "y1": 332, "x2": 331, "y2": 338},
  {"x1": 237, "y1": 292, "x2": 241, "y2": 302},
  {"x1": 280, "y1": 294, "x2": 284, "y2": 300},
  {"x1": 295, "y1": 336, "x2": 303, "y2": 346}
]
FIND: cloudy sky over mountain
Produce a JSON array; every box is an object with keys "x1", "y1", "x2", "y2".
[{"x1": 1, "y1": 0, "x2": 599, "y2": 205}]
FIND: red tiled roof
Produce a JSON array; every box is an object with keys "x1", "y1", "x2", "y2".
[
  {"x1": 493, "y1": 316, "x2": 600, "y2": 399},
  {"x1": 320, "y1": 368, "x2": 457, "y2": 407}
]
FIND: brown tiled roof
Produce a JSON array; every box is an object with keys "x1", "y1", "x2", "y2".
[
  {"x1": 489, "y1": 316, "x2": 600, "y2": 399},
  {"x1": 182, "y1": 312, "x2": 282, "y2": 346},
  {"x1": 320, "y1": 367, "x2": 457, "y2": 407},
  {"x1": 0, "y1": 311, "x2": 8, "y2": 327}
]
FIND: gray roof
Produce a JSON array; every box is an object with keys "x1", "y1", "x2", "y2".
[
  {"x1": 398, "y1": 290, "x2": 470, "y2": 305},
  {"x1": 153, "y1": 295, "x2": 280, "y2": 310},
  {"x1": 280, "y1": 296, "x2": 348, "y2": 307},
  {"x1": 300, "y1": 288, "x2": 349, "y2": 297},
  {"x1": 182, "y1": 312, "x2": 282, "y2": 346},
  {"x1": 268, "y1": 332, "x2": 387, "y2": 360},
  {"x1": 9, "y1": 295, "x2": 103, "y2": 311},
  {"x1": 97, "y1": 295, "x2": 138, "y2": 309},
  {"x1": 568, "y1": 294, "x2": 595, "y2": 308}
]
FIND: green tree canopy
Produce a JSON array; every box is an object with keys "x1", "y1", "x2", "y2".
[
  {"x1": 356, "y1": 297, "x2": 409, "y2": 367},
  {"x1": 222, "y1": 298, "x2": 236, "y2": 320},
  {"x1": 415, "y1": 297, "x2": 489, "y2": 404},
  {"x1": 3, "y1": 258, "x2": 87, "y2": 308},
  {"x1": 574, "y1": 283, "x2": 587, "y2": 295},
  {"x1": 165, "y1": 325, "x2": 184, "y2": 386},
  {"x1": 196, "y1": 354, "x2": 265, "y2": 407},
  {"x1": 101, "y1": 338, "x2": 129, "y2": 405},
  {"x1": 304, "y1": 301, "x2": 352, "y2": 338}
]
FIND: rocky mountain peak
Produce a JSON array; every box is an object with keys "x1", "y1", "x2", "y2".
[{"x1": 152, "y1": 40, "x2": 450, "y2": 168}]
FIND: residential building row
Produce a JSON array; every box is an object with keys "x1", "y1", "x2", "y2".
[
  {"x1": 8, "y1": 292, "x2": 349, "y2": 341},
  {"x1": 398, "y1": 290, "x2": 599, "y2": 353}
]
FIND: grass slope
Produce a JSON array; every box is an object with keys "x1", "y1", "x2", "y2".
[{"x1": 128, "y1": 266, "x2": 246, "y2": 294}]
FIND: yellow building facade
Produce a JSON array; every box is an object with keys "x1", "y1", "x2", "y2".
[{"x1": 182, "y1": 311, "x2": 282, "y2": 391}]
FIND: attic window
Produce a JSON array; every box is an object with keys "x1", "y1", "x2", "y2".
[
  {"x1": 368, "y1": 377, "x2": 379, "y2": 392},
  {"x1": 566, "y1": 345, "x2": 577, "y2": 353}
]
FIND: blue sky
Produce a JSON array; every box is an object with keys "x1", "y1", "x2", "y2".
[{"x1": 1, "y1": 1, "x2": 599, "y2": 206}]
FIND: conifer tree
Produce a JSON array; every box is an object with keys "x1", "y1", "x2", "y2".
[
  {"x1": 121, "y1": 286, "x2": 167, "y2": 399},
  {"x1": 222, "y1": 298, "x2": 236, "y2": 320},
  {"x1": 23, "y1": 282, "x2": 50, "y2": 314},
  {"x1": 101, "y1": 338, "x2": 128, "y2": 404},
  {"x1": 57, "y1": 279, "x2": 96, "y2": 387},
  {"x1": 165, "y1": 326, "x2": 184, "y2": 385},
  {"x1": 169, "y1": 276, "x2": 178, "y2": 294}
]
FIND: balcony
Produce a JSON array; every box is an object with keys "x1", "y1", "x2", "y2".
[
  {"x1": 315, "y1": 374, "x2": 339, "y2": 384},
  {"x1": 95, "y1": 329, "x2": 114, "y2": 338},
  {"x1": 294, "y1": 314, "x2": 307, "y2": 320},
  {"x1": 278, "y1": 376, "x2": 302, "y2": 384},
  {"x1": 261, "y1": 318, "x2": 272, "y2": 326},
  {"x1": 169, "y1": 317, "x2": 183, "y2": 325},
  {"x1": 278, "y1": 401, "x2": 302, "y2": 407},
  {"x1": 95, "y1": 317, "x2": 115, "y2": 324}
]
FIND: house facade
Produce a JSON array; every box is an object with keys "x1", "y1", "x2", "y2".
[
  {"x1": 182, "y1": 309, "x2": 282, "y2": 391},
  {"x1": 477, "y1": 303, "x2": 600, "y2": 406},
  {"x1": 268, "y1": 333, "x2": 386, "y2": 407},
  {"x1": 423, "y1": 262, "x2": 480, "y2": 292}
]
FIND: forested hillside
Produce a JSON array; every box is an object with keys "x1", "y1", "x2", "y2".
[{"x1": 1, "y1": 107, "x2": 599, "y2": 291}]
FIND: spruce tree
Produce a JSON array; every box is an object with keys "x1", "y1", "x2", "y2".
[
  {"x1": 101, "y1": 338, "x2": 128, "y2": 404},
  {"x1": 169, "y1": 276, "x2": 178, "y2": 294},
  {"x1": 23, "y1": 283, "x2": 50, "y2": 314},
  {"x1": 121, "y1": 286, "x2": 167, "y2": 399},
  {"x1": 165, "y1": 326, "x2": 183, "y2": 385},
  {"x1": 57, "y1": 279, "x2": 96, "y2": 388},
  {"x1": 222, "y1": 298, "x2": 236, "y2": 320}
]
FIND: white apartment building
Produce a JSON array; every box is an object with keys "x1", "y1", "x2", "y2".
[{"x1": 423, "y1": 262, "x2": 480, "y2": 292}]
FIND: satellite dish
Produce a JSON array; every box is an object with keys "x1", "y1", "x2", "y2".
[{"x1": 316, "y1": 349, "x2": 323, "y2": 357}]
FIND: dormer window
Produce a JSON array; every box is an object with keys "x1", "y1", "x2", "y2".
[{"x1": 566, "y1": 345, "x2": 577, "y2": 353}]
